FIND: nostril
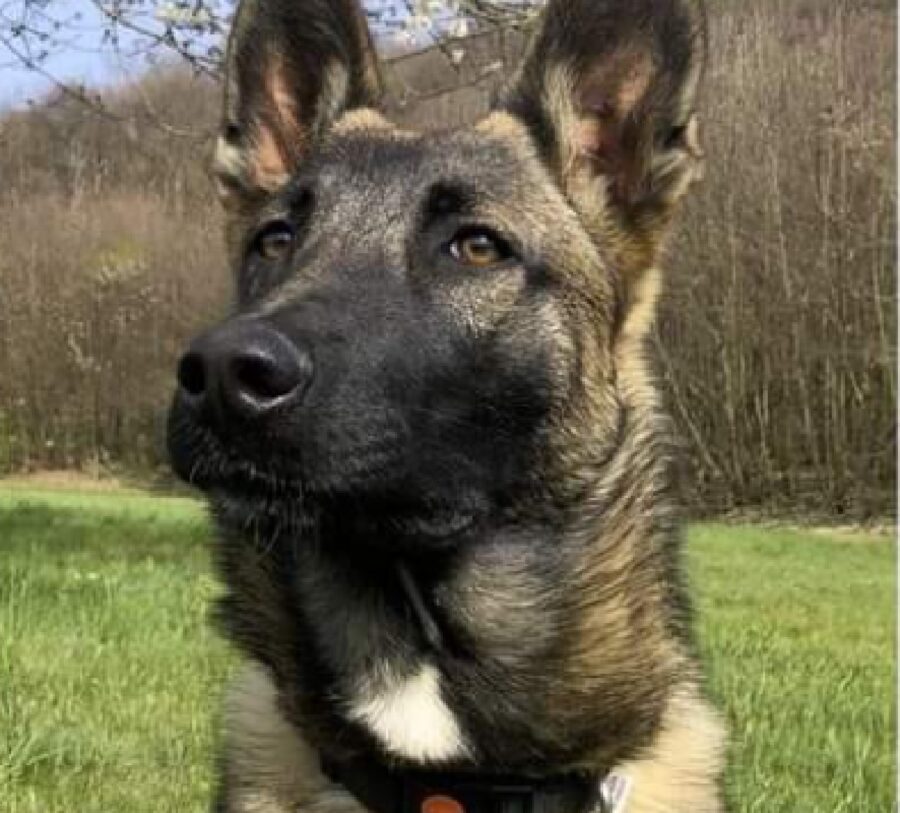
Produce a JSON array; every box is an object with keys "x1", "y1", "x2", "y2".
[
  {"x1": 179, "y1": 322, "x2": 311, "y2": 422},
  {"x1": 230, "y1": 351, "x2": 302, "y2": 403},
  {"x1": 177, "y1": 352, "x2": 207, "y2": 398}
]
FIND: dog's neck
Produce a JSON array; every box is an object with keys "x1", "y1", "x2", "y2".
[{"x1": 216, "y1": 455, "x2": 684, "y2": 773}]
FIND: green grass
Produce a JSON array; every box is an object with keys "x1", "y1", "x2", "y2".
[
  {"x1": 1, "y1": 489, "x2": 894, "y2": 812},
  {"x1": 0, "y1": 489, "x2": 230, "y2": 812},
  {"x1": 687, "y1": 524, "x2": 895, "y2": 812}
]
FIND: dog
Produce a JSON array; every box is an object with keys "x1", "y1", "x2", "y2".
[{"x1": 167, "y1": 0, "x2": 726, "y2": 811}]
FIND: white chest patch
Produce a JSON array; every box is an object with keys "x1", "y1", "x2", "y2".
[
  {"x1": 347, "y1": 663, "x2": 468, "y2": 763},
  {"x1": 599, "y1": 772, "x2": 633, "y2": 813}
]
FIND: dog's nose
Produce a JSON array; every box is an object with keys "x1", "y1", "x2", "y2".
[{"x1": 176, "y1": 320, "x2": 312, "y2": 421}]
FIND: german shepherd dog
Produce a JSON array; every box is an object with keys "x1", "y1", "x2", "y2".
[{"x1": 167, "y1": 0, "x2": 726, "y2": 810}]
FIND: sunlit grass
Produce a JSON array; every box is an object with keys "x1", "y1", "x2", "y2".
[{"x1": 1, "y1": 489, "x2": 894, "y2": 812}]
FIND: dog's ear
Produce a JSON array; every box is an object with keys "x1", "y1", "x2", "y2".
[
  {"x1": 214, "y1": 0, "x2": 382, "y2": 208},
  {"x1": 499, "y1": 0, "x2": 705, "y2": 238}
]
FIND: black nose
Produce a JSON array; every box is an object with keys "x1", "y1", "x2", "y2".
[{"x1": 176, "y1": 320, "x2": 312, "y2": 421}]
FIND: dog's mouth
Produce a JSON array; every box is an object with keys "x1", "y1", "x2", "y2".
[
  {"x1": 168, "y1": 402, "x2": 486, "y2": 547},
  {"x1": 167, "y1": 385, "x2": 400, "y2": 493},
  {"x1": 203, "y1": 463, "x2": 482, "y2": 549},
  {"x1": 166, "y1": 403, "x2": 293, "y2": 491}
]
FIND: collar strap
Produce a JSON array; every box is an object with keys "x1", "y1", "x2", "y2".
[{"x1": 321, "y1": 756, "x2": 610, "y2": 813}]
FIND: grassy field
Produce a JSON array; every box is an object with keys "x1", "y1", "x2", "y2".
[{"x1": 0, "y1": 486, "x2": 894, "y2": 812}]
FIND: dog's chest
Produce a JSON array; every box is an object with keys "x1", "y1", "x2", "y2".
[
  {"x1": 346, "y1": 662, "x2": 469, "y2": 762},
  {"x1": 293, "y1": 554, "x2": 469, "y2": 762}
]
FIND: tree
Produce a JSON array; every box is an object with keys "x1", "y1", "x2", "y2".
[{"x1": 0, "y1": 0, "x2": 540, "y2": 90}]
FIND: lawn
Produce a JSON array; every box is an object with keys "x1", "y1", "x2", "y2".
[{"x1": 0, "y1": 487, "x2": 894, "y2": 812}]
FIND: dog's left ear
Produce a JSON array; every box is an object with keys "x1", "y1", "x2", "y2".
[
  {"x1": 214, "y1": 0, "x2": 382, "y2": 209},
  {"x1": 500, "y1": 0, "x2": 705, "y2": 235}
]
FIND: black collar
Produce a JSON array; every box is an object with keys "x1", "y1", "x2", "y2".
[{"x1": 321, "y1": 756, "x2": 611, "y2": 813}]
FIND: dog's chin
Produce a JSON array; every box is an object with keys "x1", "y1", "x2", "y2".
[
  {"x1": 170, "y1": 439, "x2": 484, "y2": 550},
  {"x1": 168, "y1": 416, "x2": 390, "y2": 498},
  {"x1": 207, "y1": 485, "x2": 312, "y2": 539},
  {"x1": 205, "y1": 479, "x2": 483, "y2": 555},
  {"x1": 168, "y1": 444, "x2": 307, "y2": 533},
  {"x1": 212, "y1": 494, "x2": 480, "y2": 555}
]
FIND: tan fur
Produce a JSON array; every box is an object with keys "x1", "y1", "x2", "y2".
[
  {"x1": 332, "y1": 108, "x2": 395, "y2": 135},
  {"x1": 214, "y1": 135, "x2": 251, "y2": 205},
  {"x1": 474, "y1": 110, "x2": 535, "y2": 144},
  {"x1": 261, "y1": 53, "x2": 305, "y2": 178},
  {"x1": 541, "y1": 65, "x2": 582, "y2": 182},
  {"x1": 616, "y1": 688, "x2": 727, "y2": 813},
  {"x1": 615, "y1": 267, "x2": 663, "y2": 407},
  {"x1": 222, "y1": 664, "x2": 367, "y2": 813},
  {"x1": 235, "y1": 53, "x2": 309, "y2": 195},
  {"x1": 251, "y1": 122, "x2": 294, "y2": 191},
  {"x1": 223, "y1": 666, "x2": 724, "y2": 813}
]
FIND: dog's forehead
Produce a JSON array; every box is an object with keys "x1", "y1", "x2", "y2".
[{"x1": 312, "y1": 109, "x2": 545, "y2": 200}]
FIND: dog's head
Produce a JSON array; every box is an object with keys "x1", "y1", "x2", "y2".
[{"x1": 168, "y1": 0, "x2": 705, "y2": 544}]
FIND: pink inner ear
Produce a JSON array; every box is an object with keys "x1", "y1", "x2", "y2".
[
  {"x1": 249, "y1": 54, "x2": 306, "y2": 190},
  {"x1": 251, "y1": 126, "x2": 293, "y2": 190},
  {"x1": 575, "y1": 50, "x2": 653, "y2": 159},
  {"x1": 266, "y1": 55, "x2": 302, "y2": 135},
  {"x1": 575, "y1": 114, "x2": 614, "y2": 161}
]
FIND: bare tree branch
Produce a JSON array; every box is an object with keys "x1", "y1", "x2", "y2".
[{"x1": 0, "y1": 0, "x2": 543, "y2": 130}]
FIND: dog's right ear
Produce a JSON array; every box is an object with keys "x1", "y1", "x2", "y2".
[
  {"x1": 214, "y1": 0, "x2": 382, "y2": 209},
  {"x1": 498, "y1": 0, "x2": 705, "y2": 233}
]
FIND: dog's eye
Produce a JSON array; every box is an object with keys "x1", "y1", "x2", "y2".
[
  {"x1": 448, "y1": 230, "x2": 511, "y2": 268},
  {"x1": 255, "y1": 222, "x2": 295, "y2": 261}
]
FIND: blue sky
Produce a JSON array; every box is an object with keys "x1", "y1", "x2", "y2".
[
  {"x1": 2, "y1": 49, "x2": 130, "y2": 108},
  {"x1": 0, "y1": 0, "x2": 435, "y2": 110},
  {"x1": 0, "y1": 2, "x2": 173, "y2": 108}
]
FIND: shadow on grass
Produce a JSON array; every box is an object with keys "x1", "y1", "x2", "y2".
[{"x1": 2, "y1": 499, "x2": 212, "y2": 565}]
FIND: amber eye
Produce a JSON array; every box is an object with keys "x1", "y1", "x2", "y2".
[
  {"x1": 255, "y1": 222, "x2": 295, "y2": 261},
  {"x1": 448, "y1": 230, "x2": 510, "y2": 268}
]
